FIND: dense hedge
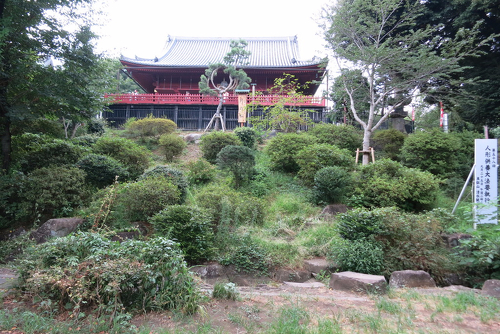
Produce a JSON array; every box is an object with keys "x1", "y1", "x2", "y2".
[
  {"x1": 308, "y1": 123, "x2": 362, "y2": 153},
  {"x1": 265, "y1": 133, "x2": 318, "y2": 173},
  {"x1": 200, "y1": 131, "x2": 241, "y2": 163}
]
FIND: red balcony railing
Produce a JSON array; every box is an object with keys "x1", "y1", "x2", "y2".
[{"x1": 105, "y1": 93, "x2": 325, "y2": 107}]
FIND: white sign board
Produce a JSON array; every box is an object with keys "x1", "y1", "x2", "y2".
[{"x1": 474, "y1": 139, "x2": 498, "y2": 225}]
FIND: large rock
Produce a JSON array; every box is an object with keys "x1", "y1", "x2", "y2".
[
  {"x1": 303, "y1": 258, "x2": 338, "y2": 274},
  {"x1": 321, "y1": 204, "x2": 350, "y2": 216},
  {"x1": 190, "y1": 263, "x2": 225, "y2": 278},
  {"x1": 273, "y1": 268, "x2": 311, "y2": 283},
  {"x1": 329, "y1": 271, "x2": 387, "y2": 294},
  {"x1": 389, "y1": 270, "x2": 436, "y2": 288},
  {"x1": 481, "y1": 279, "x2": 500, "y2": 299},
  {"x1": 30, "y1": 218, "x2": 84, "y2": 244},
  {"x1": 184, "y1": 133, "x2": 202, "y2": 142},
  {"x1": 441, "y1": 233, "x2": 472, "y2": 248}
]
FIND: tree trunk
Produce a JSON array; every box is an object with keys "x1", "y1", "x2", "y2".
[{"x1": 362, "y1": 128, "x2": 372, "y2": 165}]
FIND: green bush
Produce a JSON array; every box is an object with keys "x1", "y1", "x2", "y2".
[
  {"x1": 199, "y1": 131, "x2": 241, "y2": 163},
  {"x1": 212, "y1": 282, "x2": 239, "y2": 300},
  {"x1": 400, "y1": 128, "x2": 480, "y2": 179},
  {"x1": 23, "y1": 166, "x2": 87, "y2": 220},
  {"x1": 93, "y1": 136, "x2": 151, "y2": 179},
  {"x1": 308, "y1": 123, "x2": 363, "y2": 152},
  {"x1": 295, "y1": 143, "x2": 354, "y2": 185},
  {"x1": 17, "y1": 232, "x2": 200, "y2": 316},
  {"x1": 76, "y1": 153, "x2": 130, "y2": 188},
  {"x1": 71, "y1": 134, "x2": 100, "y2": 147},
  {"x1": 234, "y1": 127, "x2": 258, "y2": 149},
  {"x1": 265, "y1": 133, "x2": 318, "y2": 173},
  {"x1": 0, "y1": 173, "x2": 29, "y2": 229},
  {"x1": 216, "y1": 145, "x2": 255, "y2": 188},
  {"x1": 139, "y1": 166, "x2": 188, "y2": 203},
  {"x1": 186, "y1": 158, "x2": 216, "y2": 185},
  {"x1": 114, "y1": 176, "x2": 181, "y2": 222},
  {"x1": 149, "y1": 205, "x2": 215, "y2": 263},
  {"x1": 350, "y1": 159, "x2": 440, "y2": 212},
  {"x1": 158, "y1": 133, "x2": 187, "y2": 161},
  {"x1": 126, "y1": 116, "x2": 177, "y2": 137},
  {"x1": 220, "y1": 236, "x2": 269, "y2": 274},
  {"x1": 372, "y1": 128, "x2": 406, "y2": 161},
  {"x1": 11, "y1": 118, "x2": 65, "y2": 138},
  {"x1": 330, "y1": 238, "x2": 385, "y2": 275},
  {"x1": 313, "y1": 166, "x2": 352, "y2": 205},
  {"x1": 337, "y1": 208, "x2": 389, "y2": 241},
  {"x1": 14, "y1": 137, "x2": 87, "y2": 173},
  {"x1": 195, "y1": 184, "x2": 265, "y2": 226},
  {"x1": 85, "y1": 118, "x2": 106, "y2": 136}
]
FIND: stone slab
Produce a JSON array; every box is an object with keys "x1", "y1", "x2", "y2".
[{"x1": 329, "y1": 271, "x2": 387, "y2": 294}]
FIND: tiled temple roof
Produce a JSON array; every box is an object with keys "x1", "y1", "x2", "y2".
[{"x1": 120, "y1": 36, "x2": 324, "y2": 68}]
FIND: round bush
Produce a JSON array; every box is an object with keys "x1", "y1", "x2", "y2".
[
  {"x1": 126, "y1": 116, "x2": 177, "y2": 137},
  {"x1": 140, "y1": 166, "x2": 188, "y2": 203},
  {"x1": 330, "y1": 238, "x2": 385, "y2": 275},
  {"x1": 149, "y1": 205, "x2": 215, "y2": 263},
  {"x1": 23, "y1": 166, "x2": 87, "y2": 219},
  {"x1": 216, "y1": 145, "x2": 255, "y2": 188},
  {"x1": 158, "y1": 133, "x2": 187, "y2": 161},
  {"x1": 200, "y1": 131, "x2": 241, "y2": 163},
  {"x1": 337, "y1": 207, "x2": 388, "y2": 241},
  {"x1": 186, "y1": 158, "x2": 216, "y2": 185},
  {"x1": 76, "y1": 153, "x2": 130, "y2": 188},
  {"x1": 308, "y1": 123, "x2": 362, "y2": 152},
  {"x1": 115, "y1": 176, "x2": 181, "y2": 222},
  {"x1": 295, "y1": 143, "x2": 354, "y2": 185},
  {"x1": 85, "y1": 118, "x2": 106, "y2": 136},
  {"x1": 264, "y1": 133, "x2": 318, "y2": 173},
  {"x1": 313, "y1": 166, "x2": 352, "y2": 205},
  {"x1": 93, "y1": 136, "x2": 151, "y2": 179},
  {"x1": 234, "y1": 127, "x2": 258, "y2": 149}
]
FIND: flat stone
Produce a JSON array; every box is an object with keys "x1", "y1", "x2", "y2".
[
  {"x1": 304, "y1": 258, "x2": 336, "y2": 274},
  {"x1": 30, "y1": 217, "x2": 84, "y2": 244},
  {"x1": 283, "y1": 281, "x2": 325, "y2": 288},
  {"x1": 189, "y1": 263, "x2": 225, "y2": 278},
  {"x1": 273, "y1": 268, "x2": 310, "y2": 283},
  {"x1": 329, "y1": 271, "x2": 387, "y2": 294},
  {"x1": 184, "y1": 133, "x2": 202, "y2": 142},
  {"x1": 481, "y1": 279, "x2": 500, "y2": 299},
  {"x1": 389, "y1": 270, "x2": 436, "y2": 288}
]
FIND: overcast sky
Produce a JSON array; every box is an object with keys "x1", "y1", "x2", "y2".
[{"x1": 94, "y1": 0, "x2": 331, "y2": 61}]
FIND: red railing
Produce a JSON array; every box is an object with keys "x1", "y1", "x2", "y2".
[{"x1": 106, "y1": 93, "x2": 325, "y2": 107}]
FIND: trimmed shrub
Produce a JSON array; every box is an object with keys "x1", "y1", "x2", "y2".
[
  {"x1": 126, "y1": 116, "x2": 177, "y2": 137},
  {"x1": 313, "y1": 166, "x2": 352, "y2": 205},
  {"x1": 186, "y1": 158, "x2": 216, "y2": 185},
  {"x1": 85, "y1": 118, "x2": 106, "y2": 136},
  {"x1": 295, "y1": 143, "x2": 354, "y2": 185},
  {"x1": 199, "y1": 131, "x2": 241, "y2": 163},
  {"x1": 17, "y1": 232, "x2": 200, "y2": 316},
  {"x1": 372, "y1": 128, "x2": 406, "y2": 161},
  {"x1": 140, "y1": 166, "x2": 188, "y2": 203},
  {"x1": 195, "y1": 184, "x2": 265, "y2": 226},
  {"x1": 71, "y1": 134, "x2": 100, "y2": 147},
  {"x1": 350, "y1": 159, "x2": 440, "y2": 212},
  {"x1": 76, "y1": 153, "x2": 130, "y2": 188},
  {"x1": 93, "y1": 136, "x2": 151, "y2": 179},
  {"x1": 265, "y1": 133, "x2": 318, "y2": 173},
  {"x1": 220, "y1": 236, "x2": 269, "y2": 274},
  {"x1": 330, "y1": 238, "x2": 385, "y2": 275},
  {"x1": 337, "y1": 208, "x2": 388, "y2": 241},
  {"x1": 308, "y1": 123, "x2": 362, "y2": 152},
  {"x1": 114, "y1": 176, "x2": 181, "y2": 222},
  {"x1": 216, "y1": 145, "x2": 255, "y2": 188},
  {"x1": 234, "y1": 127, "x2": 258, "y2": 149},
  {"x1": 149, "y1": 205, "x2": 215, "y2": 263},
  {"x1": 23, "y1": 166, "x2": 87, "y2": 220},
  {"x1": 158, "y1": 133, "x2": 187, "y2": 161}
]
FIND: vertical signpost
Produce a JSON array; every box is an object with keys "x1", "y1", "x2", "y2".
[{"x1": 474, "y1": 139, "x2": 498, "y2": 227}]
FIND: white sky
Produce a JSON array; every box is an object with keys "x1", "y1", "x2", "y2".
[{"x1": 94, "y1": 0, "x2": 331, "y2": 61}]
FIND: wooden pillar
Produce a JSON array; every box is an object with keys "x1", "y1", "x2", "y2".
[
  {"x1": 198, "y1": 106, "x2": 203, "y2": 131},
  {"x1": 174, "y1": 105, "x2": 178, "y2": 125}
]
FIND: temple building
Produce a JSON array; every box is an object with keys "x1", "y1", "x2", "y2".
[{"x1": 104, "y1": 36, "x2": 328, "y2": 129}]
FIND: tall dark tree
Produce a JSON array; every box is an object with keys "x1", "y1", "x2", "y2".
[{"x1": 0, "y1": 0, "x2": 104, "y2": 173}]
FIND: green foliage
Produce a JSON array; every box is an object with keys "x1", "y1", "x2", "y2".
[
  {"x1": 149, "y1": 205, "x2": 215, "y2": 263},
  {"x1": 199, "y1": 131, "x2": 241, "y2": 163},
  {"x1": 350, "y1": 159, "x2": 440, "y2": 212},
  {"x1": 216, "y1": 145, "x2": 255, "y2": 188},
  {"x1": 309, "y1": 123, "x2": 363, "y2": 152},
  {"x1": 85, "y1": 118, "x2": 106, "y2": 136},
  {"x1": 139, "y1": 165, "x2": 188, "y2": 203},
  {"x1": 220, "y1": 236, "x2": 269, "y2": 274},
  {"x1": 16, "y1": 232, "x2": 200, "y2": 317},
  {"x1": 212, "y1": 282, "x2": 239, "y2": 301},
  {"x1": 295, "y1": 143, "x2": 354, "y2": 185},
  {"x1": 13, "y1": 137, "x2": 87, "y2": 173},
  {"x1": 313, "y1": 166, "x2": 353, "y2": 205},
  {"x1": 76, "y1": 153, "x2": 130, "y2": 188},
  {"x1": 234, "y1": 126, "x2": 258, "y2": 149},
  {"x1": 158, "y1": 133, "x2": 187, "y2": 161},
  {"x1": 113, "y1": 176, "x2": 181, "y2": 223},
  {"x1": 194, "y1": 184, "x2": 265, "y2": 226},
  {"x1": 11, "y1": 118, "x2": 65, "y2": 138},
  {"x1": 125, "y1": 116, "x2": 177, "y2": 137},
  {"x1": 330, "y1": 238, "x2": 385, "y2": 275},
  {"x1": 186, "y1": 158, "x2": 216, "y2": 185},
  {"x1": 0, "y1": 172, "x2": 29, "y2": 229},
  {"x1": 23, "y1": 166, "x2": 87, "y2": 220},
  {"x1": 93, "y1": 136, "x2": 151, "y2": 179},
  {"x1": 265, "y1": 133, "x2": 318, "y2": 173},
  {"x1": 71, "y1": 134, "x2": 100, "y2": 147},
  {"x1": 372, "y1": 129, "x2": 407, "y2": 161},
  {"x1": 335, "y1": 207, "x2": 455, "y2": 280}
]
